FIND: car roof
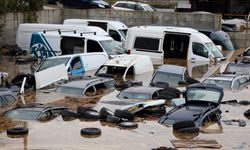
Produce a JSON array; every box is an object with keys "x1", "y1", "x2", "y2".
[
  {"x1": 115, "y1": 1, "x2": 148, "y2": 5},
  {"x1": 59, "y1": 77, "x2": 113, "y2": 89},
  {"x1": 0, "y1": 90, "x2": 15, "y2": 96},
  {"x1": 121, "y1": 86, "x2": 163, "y2": 94},
  {"x1": 206, "y1": 73, "x2": 248, "y2": 81},
  {"x1": 157, "y1": 64, "x2": 186, "y2": 75}
]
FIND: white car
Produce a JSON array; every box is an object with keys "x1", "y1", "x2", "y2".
[{"x1": 112, "y1": 1, "x2": 155, "y2": 12}]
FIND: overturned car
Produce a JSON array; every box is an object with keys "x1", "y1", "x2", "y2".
[{"x1": 158, "y1": 83, "x2": 224, "y2": 127}]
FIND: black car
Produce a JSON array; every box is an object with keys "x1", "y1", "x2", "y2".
[
  {"x1": 62, "y1": 0, "x2": 110, "y2": 9},
  {"x1": 158, "y1": 83, "x2": 224, "y2": 127}
]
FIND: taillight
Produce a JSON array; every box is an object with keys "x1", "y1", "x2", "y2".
[{"x1": 127, "y1": 49, "x2": 131, "y2": 54}]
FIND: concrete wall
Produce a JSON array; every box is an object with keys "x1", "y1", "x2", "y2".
[
  {"x1": 0, "y1": 8, "x2": 62, "y2": 45},
  {"x1": 63, "y1": 9, "x2": 221, "y2": 29},
  {"x1": 227, "y1": 32, "x2": 250, "y2": 49}
]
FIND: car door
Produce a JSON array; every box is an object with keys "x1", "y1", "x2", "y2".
[
  {"x1": 68, "y1": 56, "x2": 85, "y2": 77},
  {"x1": 133, "y1": 37, "x2": 163, "y2": 65}
]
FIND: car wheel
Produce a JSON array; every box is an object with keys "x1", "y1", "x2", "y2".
[
  {"x1": 7, "y1": 127, "x2": 29, "y2": 135},
  {"x1": 106, "y1": 115, "x2": 120, "y2": 124},
  {"x1": 83, "y1": 111, "x2": 101, "y2": 120},
  {"x1": 173, "y1": 127, "x2": 199, "y2": 139},
  {"x1": 173, "y1": 120, "x2": 196, "y2": 130},
  {"x1": 119, "y1": 122, "x2": 138, "y2": 129},
  {"x1": 114, "y1": 109, "x2": 134, "y2": 120},
  {"x1": 244, "y1": 109, "x2": 250, "y2": 119},
  {"x1": 62, "y1": 109, "x2": 81, "y2": 118},
  {"x1": 99, "y1": 107, "x2": 113, "y2": 119},
  {"x1": 77, "y1": 107, "x2": 97, "y2": 116},
  {"x1": 238, "y1": 100, "x2": 250, "y2": 106},
  {"x1": 80, "y1": 127, "x2": 101, "y2": 136}
]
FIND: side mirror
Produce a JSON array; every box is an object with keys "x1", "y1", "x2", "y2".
[{"x1": 216, "y1": 45, "x2": 222, "y2": 51}]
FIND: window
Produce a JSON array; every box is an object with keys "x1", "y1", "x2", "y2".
[
  {"x1": 87, "y1": 40, "x2": 103, "y2": 53},
  {"x1": 0, "y1": 96, "x2": 5, "y2": 106},
  {"x1": 134, "y1": 37, "x2": 160, "y2": 52},
  {"x1": 109, "y1": 30, "x2": 121, "y2": 42},
  {"x1": 70, "y1": 57, "x2": 82, "y2": 70},
  {"x1": 115, "y1": 3, "x2": 126, "y2": 7},
  {"x1": 61, "y1": 37, "x2": 84, "y2": 55},
  {"x1": 232, "y1": 80, "x2": 240, "y2": 90},
  {"x1": 4, "y1": 95, "x2": 16, "y2": 103},
  {"x1": 192, "y1": 42, "x2": 209, "y2": 58},
  {"x1": 126, "y1": 3, "x2": 136, "y2": 9}
]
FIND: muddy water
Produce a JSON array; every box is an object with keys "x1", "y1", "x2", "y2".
[{"x1": 1, "y1": 50, "x2": 250, "y2": 149}]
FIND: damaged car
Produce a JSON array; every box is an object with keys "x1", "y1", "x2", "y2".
[
  {"x1": 158, "y1": 83, "x2": 224, "y2": 127},
  {"x1": 56, "y1": 76, "x2": 115, "y2": 97}
]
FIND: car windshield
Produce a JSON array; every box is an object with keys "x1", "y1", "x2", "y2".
[
  {"x1": 119, "y1": 29, "x2": 127, "y2": 38},
  {"x1": 152, "y1": 71, "x2": 182, "y2": 84},
  {"x1": 206, "y1": 42, "x2": 224, "y2": 58},
  {"x1": 4, "y1": 109, "x2": 41, "y2": 120},
  {"x1": 100, "y1": 40, "x2": 127, "y2": 55},
  {"x1": 143, "y1": 5, "x2": 155, "y2": 11},
  {"x1": 225, "y1": 63, "x2": 250, "y2": 74},
  {"x1": 203, "y1": 79, "x2": 232, "y2": 89},
  {"x1": 56, "y1": 86, "x2": 84, "y2": 96},
  {"x1": 118, "y1": 92, "x2": 151, "y2": 100},
  {"x1": 36, "y1": 57, "x2": 70, "y2": 72},
  {"x1": 186, "y1": 88, "x2": 222, "y2": 103}
]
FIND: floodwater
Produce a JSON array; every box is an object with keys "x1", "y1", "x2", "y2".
[{"x1": 0, "y1": 50, "x2": 250, "y2": 150}]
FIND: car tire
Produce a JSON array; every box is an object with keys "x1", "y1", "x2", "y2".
[
  {"x1": 62, "y1": 109, "x2": 81, "y2": 118},
  {"x1": 99, "y1": 107, "x2": 113, "y2": 119},
  {"x1": 83, "y1": 111, "x2": 101, "y2": 120},
  {"x1": 119, "y1": 122, "x2": 138, "y2": 129},
  {"x1": 80, "y1": 127, "x2": 101, "y2": 136},
  {"x1": 173, "y1": 120, "x2": 196, "y2": 131},
  {"x1": 244, "y1": 109, "x2": 250, "y2": 119},
  {"x1": 77, "y1": 107, "x2": 97, "y2": 116},
  {"x1": 114, "y1": 109, "x2": 134, "y2": 120},
  {"x1": 238, "y1": 100, "x2": 250, "y2": 106},
  {"x1": 106, "y1": 115, "x2": 120, "y2": 124},
  {"x1": 163, "y1": 87, "x2": 181, "y2": 98},
  {"x1": 173, "y1": 127, "x2": 199, "y2": 139},
  {"x1": 7, "y1": 127, "x2": 29, "y2": 135}
]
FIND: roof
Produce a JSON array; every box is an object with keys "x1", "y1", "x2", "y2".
[
  {"x1": 206, "y1": 74, "x2": 247, "y2": 81},
  {"x1": 129, "y1": 26, "x2": 199, "y2": 34},
  {"x1": 121, "y1": 86, "x2": 162, "y2": 94},
  {"x1": 157, "y1": 65, "x2": 186, "y2": 75},
  {"x1": 103, "y1": 54, "x2": 148, "y2": 67},
  {"x1": 63, "y1": 19, "x2": 128, "y2": 30},
  {"x1": 59, "y1": 77, "x2": 113, "y2": 89}
]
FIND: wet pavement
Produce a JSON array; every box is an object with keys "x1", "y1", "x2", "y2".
[{"x1": 1, "y1": 50, "x2": 250, "y2": 149}]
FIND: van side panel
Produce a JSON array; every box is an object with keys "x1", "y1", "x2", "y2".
[{"x1": 81, "y1": 53, "x2": 109, "y2": 72}]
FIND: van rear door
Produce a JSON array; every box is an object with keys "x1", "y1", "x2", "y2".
[{"x1": 133, "y1": 37, "x2": 163, "y2": 65}]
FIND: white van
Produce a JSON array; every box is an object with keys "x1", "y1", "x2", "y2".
[
  {"x1": 16, "y1": 23, "x2": 108, "y2": 51},
  {"x1": 125, "y1": 26, "x2": 225, "y2": 64},
  {"x1": 30, "y1": 31, "x2": 126, "y2": 59},
  {"x1": 63, "y1": 19, "x2": 128, "y2": 43}
]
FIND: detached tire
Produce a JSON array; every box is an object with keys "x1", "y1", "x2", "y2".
[
  {"x1": 62, "y1": 109, "x2": 81, "y2": 118},
  {"x1": 7, "y1": 127, "x2": 29, "y2": 135},
  {"x1": 81, "y1": 127, "x2": 101, "y2": 136},
  {"x1": 164, "y1": 87, "x2": 181, "y2": 98},
  {"x1": 244, "y1": 109, "x2": 250, "y2": 119},
  {"x1": 99, "y1": 107, "x2": 113, "y2": 119},
  {"x1": 114, "y1": 109, "x2": 134, "y2": 120},
  {"x1": 83, "y1": 111, "x2": 101, "y2": 120},
  {"x1": 173, "y1": 120, "x2": 196, "y2": 131},
  {"x1": 173, "y1": 127, "x2": 199, "y2": 139},
  {"x1": 119, "y1": 122, "x2": 138, "y2": 129},
  {"x1": 77, "y1": 107, "x2": 97, "y2": 116},
  {"x1": 106, "y1": 115, "x2": 120, "y2": 124}
]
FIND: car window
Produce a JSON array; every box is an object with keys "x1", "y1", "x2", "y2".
[
  {"x1": 3, "y1": 95, "x2": 16, "y2": 103},
  {"x1": 135, "y1": 5, "x2": 144, "y2": 10},
  {"x1": 70, "y1": 57, "x2": 82, "y2": 70},
  {"x1": 87, "y1": 40, "x2": 103, "y2": 53},
  {"x1": 118, "y1": 92, "x2": 151, "y2": 100},
  {"x1": 61, "y1": 37, "x2": 85, "y2": 55},
  {"x1": 115, "y1": 3, "x2": 126, "y2": 7},
  {"x1": 36, "y1": 57, "x2": 70, "y2": 72},
  {"x1": 192, "y1": 42, "x2": 209, "y2": 58},
  {"x1": 85, "y1": 86, "x2": 96, "y2": 96},
  {"x1": 56, "y1": 86, "x2": 84, "y2": 96},
  {"x1": 134, "y1": 37, "x2": 160, "y2": 52},
  {"x1": 100, "y1": 40, "x2": 126, "y2": 55},
  {"x1": 232, "y1": 79, "x2": 240, "y2": 90},
  {"x1": 203, "y1": 79, "x2": 231, "y2": 89},
  {"x1": 104, "y1": 80, "x2": 115, "y2": 89},
  {"x1": 152, "y1": 71, "x2": 182, "y2": 85},
  {"x1": 0, "y1": 96, "x2": 5, "y2": 106},
  {"x1": 126, "y1": 3, "x2": 135, "y2": 9},
  {"x1": 4, "y1": 109, "x2": 41, "y2": 120},
  {"x1": 109, "y1": 30, "x2": 121, "y2": 42},
  {"x1": 239, "y1": 77, "x2": 247, "y2": 84},
  {"x1": 186, "y1": 88, "x2": 221, "y2": 103}
]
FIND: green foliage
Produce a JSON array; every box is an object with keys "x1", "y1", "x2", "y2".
[{"x1": 0, "y1": 0, "x2": 45, "y2": 13}]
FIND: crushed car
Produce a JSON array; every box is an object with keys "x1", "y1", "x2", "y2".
[
  {"x1": 56, "y1": 76, "x2": 115, "y2": 97},
  {"x1": 158, "y1": 83, "x2": 224, "y2": 127},
  {"x1": 95, "y1": 54, "x2": 154, "y2": 81}
]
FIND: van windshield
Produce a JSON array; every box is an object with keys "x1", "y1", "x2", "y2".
[
  {"x1": 206, "y1": 42, "x2": 224, "y2": 58},
  {"x1": 36, "y1": 57, "x2": 70, "y2": 72},
  {"x1": 100, "y1": 40, "x2": 127, "y2": 55},
  {"x1": 119, "y1": 29, "x2": 127, "y2": 38}
]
